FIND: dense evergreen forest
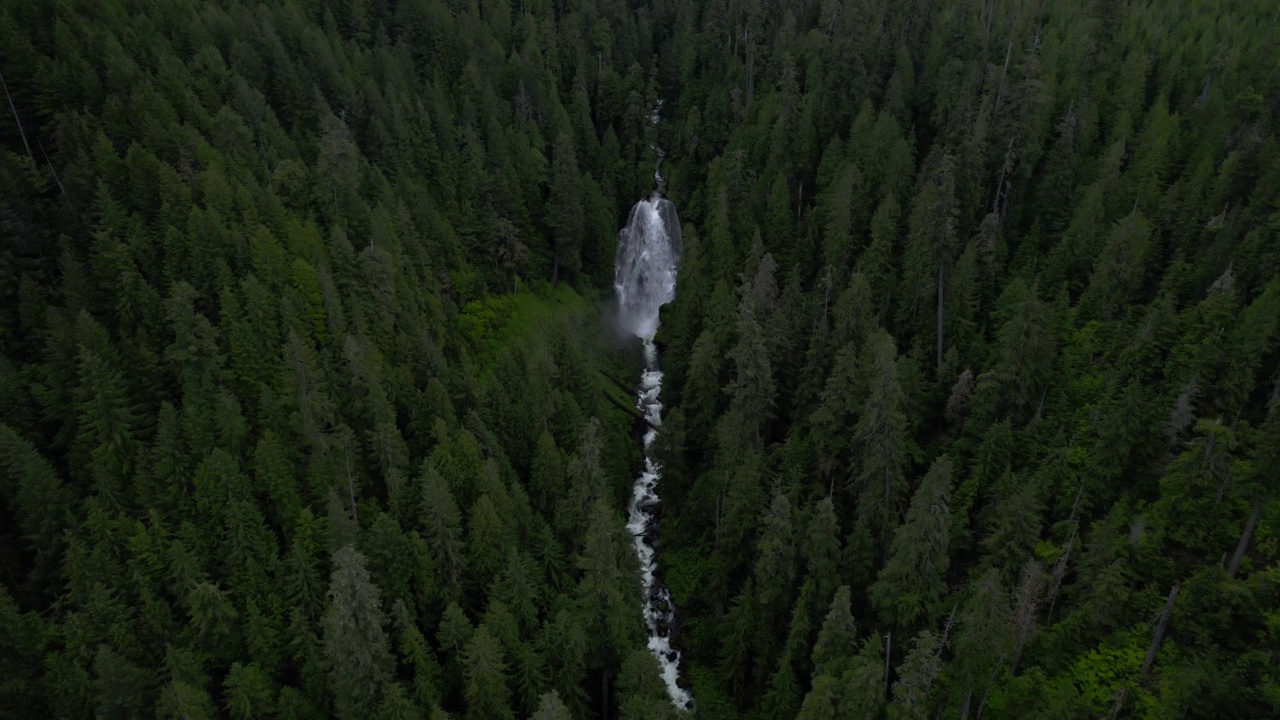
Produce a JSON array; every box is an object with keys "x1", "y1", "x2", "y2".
[{"x1": 1, "y1": 0, "x2": 1278, "y2": 718}]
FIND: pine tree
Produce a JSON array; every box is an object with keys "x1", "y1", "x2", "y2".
[
  {"x1": 753, "y1": 490, "x2": 796, "y2": 611},
  {"x1": 464, "y1": 624, "x2": 513, "y2": 720},
  {"x1": 0, "y1": 584, "x2": 51, "y2": 714},
  {"x1": 323, "y1": 545, "x2": 394, "y2": 720},
  {"x1": 981, "y1": 479, "x2": 1042, "y2": 583},
  {"x1": 796, "y1": 674, "x2": 842, "y2": 720},
  {"x1": 951, "y1": 569, "x2": 1014, "y2": 717},
  {"x1": 390, "y1": 599, "x2": 442, "y2": 710},
  {"x1": 870, "y1": 455, "x2": 954, "y2": 628},
  {"x1": 547, "y1": 131, "x2": 584, "y2": 286},
  {"x1": 861, "y1": 194, "x2": 902, "y2": 305},
  {"x1": 1078, "y1": 211, "x2": 1153, "y2": 321},
  {"x1": 840, "y1": 639, "x2": 888, "y2": 717},
  {"x1": 74, "y1": 313, "x2": 137, "y2": 508},
  {"x1": 969, "y1": 280, "x2": 1056, "y2": 425},
  {"x1": 252, "y1": 430, "x2": 301, "y2": 533},
  {"x1": 530, "y1": 690, "x2": 572, "y2": 720},
  {"x1": 529, "y1": 431, "x2": 566, "y2": 517},
  {"x1": 811, "y1": 586, "x2": 858, "y2": 675},
  {"x1": 900, "y1": 148, "x2": 960, "y2": 372},
  {"x1": 726, "y1": 297, "x2": 776, "y2": 446},
  {"x1": 683, "y1": 329, "x2": 724, "y2": 453},
  {"x1": 822, "y1": 163, "x2": 864, "y2": 274},
  {"x1": 889, "y1": 630, "x2": 945, "y2": 720},
  {"x1": 576, "y1": 498, "x2": 640, "y2": 671},
  {"x1": 809, "y1": 341, "x2": 860, "y2": 486},
  {"x1": 617, "y1": 648, "x2": 677, "y2": 720},
  {"x1": 801, "y1": 496, "x2": 842, "y2": 604},
  {"x1": 853, "y1": 329, "x2": 912, "y2": 541},
  {"x1": 419, "y1": 465, "x2": 466, "y2": 599},
  {"x1": 468, "y1": 493, "x2": 516, "y2": 587},
  {"x1": 225, "y1": 662, "x2": 274, "y2": 720},
  {"x1": 0, "y1": 424, "x2": 73, "y2": 590}
]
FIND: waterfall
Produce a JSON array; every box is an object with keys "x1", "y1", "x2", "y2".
[
  {"x1": 614, "y1": 197, "x2": 682, "y2": 342},
  {"x1": 615, "y1": 192, "x2": 692, "y2": 711}
]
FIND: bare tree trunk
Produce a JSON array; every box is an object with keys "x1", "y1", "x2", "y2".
[
  {"x1": 974, "y1": 655, "x2": 1006, "y2": 720},
  {"x1": 1142, "y1": 584, "x2": 1180, "y2": 675},
  {"x1": 960, "y1": 690, "x2": 972, "y2": 720},
  {"x1": 1107, "y1": 519, "x2": 1171, "y2": 720},
  {"x1": 1107, "y1": 686, "x2": 1129, "y2": 720},
  {"x1": 1228, "y1": 501, "x2": 1263, "y2": 578},
  {"x1": 1011, "y1": 561, "x2": 1045, "y2": 674},
  {"x1": 344, "y1": 434, "x2": 359, "y2": 525},
  {"x1": 1046, "y1": 485, "x2": 1084, "y2": 621},
  {"x1": 1045, "y1": 534, "x2": 1071, "y2": 622},
  {"x1": 884, "y1": 632, "x2": 892, "y2": 698},
  {"x1": 0, "y1": 70, "x2": 34, "y2": 165},
  {"x1": 36, "y1": 137, "x2": 66, "y2": 196},
  {"x1": 993, "y1": 40, "x2": 1014, "y2": 114}
]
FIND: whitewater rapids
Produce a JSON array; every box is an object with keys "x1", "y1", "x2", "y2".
[{"x1": 615, "y1": 194, "x2": 692, "y2": 711}]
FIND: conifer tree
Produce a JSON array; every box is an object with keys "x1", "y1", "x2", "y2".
[
  {"x1": 576, "y1": 498, "x2": 640, "y2": 686},
  {"x1": 811, "y1": 586, "x2": 858, "y2": 675},
  {"x1": 419, "y1": 465, "x2": 466, "y2": 599},
  {"x1": 323, "y1": 545, "x2": 394, "y2": 720},
  {"x1": 871, "y1": 455, "x2": 954, "y2": 627},
  {"x1": 801, "y1": 496, "x2": 842, "y2": 604},
  {"x1": 753, "y1": 491, "x2": 796, "y2": 611},
  {"x1": 547, "y1": 132, "x2": 584, "y2": 286},
  {"x1": 530, "y1": 690, "x2": 572, "y2": 720},
  {"x1": 853, "y1": 329, "x2": 912, "y2": 541},
  {"x1": 727, "y1": 298, "x2": 776, "y2": 446},
  {"x1": 465, "y1": 624, "x2": 514, "y2": 720},
  {"x1": 890, "y1": 630, "x2": 946, "y2": 720},
  {"x1": 3, "y1": 1, "x2": 1280, "y2": 717}
]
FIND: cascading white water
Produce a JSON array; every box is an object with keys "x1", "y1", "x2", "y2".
[
  {"x1": 615, "y1": 192, "x2": 692, "y2": 711},
  {"x1": 615, "y1": 197, "x2": 682, "y2": 342}
]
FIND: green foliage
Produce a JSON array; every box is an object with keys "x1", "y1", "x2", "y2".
[
  {"x1": 645, "y1": 0, "x2": 1280, "y2": 716},
  {"x1": 1063, "y1": 640, "x2": 1152, "y2": 716},
  {"x1": 2, "y1": 0, "x2": 1280, "y2": 717},
  {"x1": 456, "y1": 284, "x2": 586, "y2": 362}
]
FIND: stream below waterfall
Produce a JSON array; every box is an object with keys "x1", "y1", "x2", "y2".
[{"x1": 615, "y1": 171, "x2": 692, "y2": 709}]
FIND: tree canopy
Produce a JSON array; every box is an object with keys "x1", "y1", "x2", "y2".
[{"x1": 2, "y1": 0, "x2": 1279, "y2": 718}]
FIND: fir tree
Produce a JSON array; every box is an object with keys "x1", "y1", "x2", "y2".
[
  {"x1": 323, "y1": 545, "x2": 394, "y2": 720},
  {"x1": 871, "y1": 455, "x2": 954, "y2": 628}
]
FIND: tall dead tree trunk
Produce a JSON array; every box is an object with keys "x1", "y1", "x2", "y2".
[
  {"x1": 1108, "y1": 583, "x2": 1179, "y2": 720},
  {"x1": 0, "y1": 70, "x2": 34, "y2": 165},
  {"x1": 884, "y1": 631, "x2": 892, "y2": 698},
  {"x1": 1142, "y1": 584, "x2": 1180, "y2": 675},
  {"x1": 1228, "y1": 501, "x2": 1263, "y2": 578}
]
